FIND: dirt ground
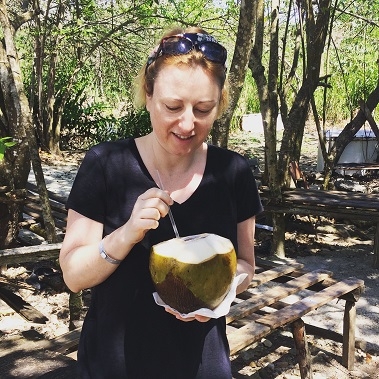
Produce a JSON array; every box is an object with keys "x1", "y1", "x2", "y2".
[
  {"x1": 229, "y1": 127, "x2": 379, "y2": 378},
  {"x1": 0, "y1": 128, "x2": 379, "y2": 378}
]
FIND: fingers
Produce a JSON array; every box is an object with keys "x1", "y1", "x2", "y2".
[
  {"x1": 127, "y1": 188, "x2": 174, "y2": 243},
  {"x1": 194, "y1": 315, "x2": 211, "y2": 323},
  {"x1": 165, "y1": 307, "x2": 195, "y2": 322},
  {"x1": 164, "y1": 307, "x2": 211, "y2": 323},
  {"x1": 139, "y1": 187, "x2": 173, "y2": 213},
  {"x1": 138, "y1": 189, "x2": 173, "y2": 219}
]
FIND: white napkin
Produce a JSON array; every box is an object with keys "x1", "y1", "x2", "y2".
[{"x1": 152, "y1": 273, "x2": 248, "y2": 319}]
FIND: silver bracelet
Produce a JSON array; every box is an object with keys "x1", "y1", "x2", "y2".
[{"x1": 99, "y1": 238, "x2": 122, "y2": 265}]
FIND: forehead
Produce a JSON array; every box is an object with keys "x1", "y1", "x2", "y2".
[{"x1": 153, "y1": 65, "x2": 220, "y2": 99}]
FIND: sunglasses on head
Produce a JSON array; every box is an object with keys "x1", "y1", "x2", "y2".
[{"x1": 146, "y1": 33, "x2": 227, "y2": 70}]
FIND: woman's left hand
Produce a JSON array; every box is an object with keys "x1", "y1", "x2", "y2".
[{"x1": 165, "y1": 307, "x2": 211, "y2": 322}]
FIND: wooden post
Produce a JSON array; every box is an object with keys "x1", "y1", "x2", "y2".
[
  {"x1": 69, "y1": 291, "x2": 83, "y2": 330},
  {"x1": 359, "y1": 100, "x2": 379, "y2": 268},
  {"x1": 291, "y1": 318, "x2": 313, "y2": 379},
  {"x1": 359, "y1": 100, "x2": 379, "y2": 140},
  {"x1": 373, "y1": 221, "x2": 379, "y2": 269},
  {"x1": 342, "y1": 300, "x2": 356, "y2": 370}
]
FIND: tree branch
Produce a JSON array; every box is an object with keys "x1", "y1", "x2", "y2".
[
  {"x1": 336, "y1": 8, "x2": 379, "y2": 28},
  {"x1": 11, "y1": 9, "x2": 42, "y2": 31}
]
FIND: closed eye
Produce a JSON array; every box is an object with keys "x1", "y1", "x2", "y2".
[
  {"x1": 166, "y1": 105, "x2": 182, "y2": 112},
  {"x1": 195, "y1": 108, "x2": 213, "y2": 115}
]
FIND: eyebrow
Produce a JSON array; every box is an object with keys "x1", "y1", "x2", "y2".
[{"x1": 162, "y1": 98, "x2": 217, "y2": 105}]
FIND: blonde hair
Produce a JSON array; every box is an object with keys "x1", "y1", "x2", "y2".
[{"x1": 133, "y1": 26, "x2": 229, "y2": 118}]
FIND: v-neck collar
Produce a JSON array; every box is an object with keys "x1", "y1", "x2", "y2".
[{"x1": 131, "y1": 138, "x2": 210, "y2": 205}]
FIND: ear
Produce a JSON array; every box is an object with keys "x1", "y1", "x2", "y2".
[{"x1": 145, "y1": 93, "x2": 152, "y2": 112}]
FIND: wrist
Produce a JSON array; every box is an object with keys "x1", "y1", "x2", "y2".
[{"x1": 99, "y1": 237, "x2": 122, "y2": 265}]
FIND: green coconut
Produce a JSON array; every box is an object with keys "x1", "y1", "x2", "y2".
[{"x1": 149, "y1": 233, "x2": 237, "y2": 314}]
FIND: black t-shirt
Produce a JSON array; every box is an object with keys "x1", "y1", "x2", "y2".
[{"x1": 66, "y1": 138, "x2": 263, "y2": 379}]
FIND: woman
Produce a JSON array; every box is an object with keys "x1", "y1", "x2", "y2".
[{"x1": 60, "y1": 26, "x2": 263, "y2": 378}]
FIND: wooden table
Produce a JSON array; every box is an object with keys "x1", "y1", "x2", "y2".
[{"x1": 262, "y1": 188, "x2": 379, "y2": 268}]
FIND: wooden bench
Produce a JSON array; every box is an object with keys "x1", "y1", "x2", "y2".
[
  {"x1": 19, "y1": 182, "x2": 68, "y2": 241},
  {"x1": 0, "y1": 256, "x2": 364, "y2": 379},
  {"x1": 0, "y1": 183, "x2": 67, "y2": 324},
  {"x1": 262, "y1": 188, "x2": 379, "y2": 268},
  {"x1": 227, "y1": 258, "x2": 364, "y2": 378}
]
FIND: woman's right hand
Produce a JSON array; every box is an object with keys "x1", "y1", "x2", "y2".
[
  {"x1": 60, "y1": 187, "x2": 173, "y2": 292},
  {"x1": 125, "y1": 187, "x2": 173, "y2": 244}
]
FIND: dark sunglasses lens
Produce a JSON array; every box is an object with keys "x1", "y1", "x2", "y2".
[
  {"x1": 199, "y1": 42, "x2": 227, "y2": 64},
  {"x1": 163, "y1": 37, "x2": 193, "y2": 55}
]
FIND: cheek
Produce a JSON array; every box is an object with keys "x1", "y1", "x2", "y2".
[{"x1": 200, "y1": 112, "x2": 218, "y2": 128}]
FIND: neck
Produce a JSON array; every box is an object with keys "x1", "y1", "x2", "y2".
[
  {"x1": 142, "y1": 133, "x2": 207, "y2": 199},
  {"x1": 150, "y1": 134, "x2": 204, "y2": 178}
]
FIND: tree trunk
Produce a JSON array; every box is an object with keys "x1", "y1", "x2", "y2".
[
  {"x1": 30, "y1": 12, "x2": 46, "y2": 150},
  {"x1": 0, "y1": 184, "x2": 26, "y2": 248},
  {"x1": 0, "y1": 0, "x2": 57, "y2": 244},
  {"x1": 248, "y1": 0, "x2": 285, "y2": 258},
  {"x1": 272, "y1": 213, "x2": 286, "y2": 258},
  {"x1": 211, "y1": 0, "x2": 257, "y2": 148},
  {"x1": 249, "y1": 0, "x2": 332, "y2": 258},
  {"x1": 0, "y1": 13, "x2": 30, "y2": 249},
  {"x1": 278, "y1": 0, "x2": 332, "y2": 187},
  {"x1": 44, "y1": 40, "x2": 60, "y2": 154},
  {"x1": 249, "y1": 0, "x2": 280, "y2": 192}
]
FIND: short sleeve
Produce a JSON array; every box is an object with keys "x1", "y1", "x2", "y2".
[
  {"x1": 234, "y1": 155, "x2": 263, "y2": 223},
  {"x1": 66, "y1": 148, "x2": 107, "y2": 224}
]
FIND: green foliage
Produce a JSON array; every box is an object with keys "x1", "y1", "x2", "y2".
[
  {"x1": 13, "y1": 0, "x2": 240, "y2": 152},
  {"x1": 61, "y1": 96, "x2": 151, "y2": 149},
  {"x1": 312, "y1": 7, "x2": 379, "y2": 122},
  {"x1": 240, "y1": 72, "x2": 260, "y2": 114},
  {"x1": 91, "y1": 107, "x2": 152, "y2": 144},
  {"x1": 12, "y1": 0, "x2": 379, "y2": 152},
  {"x1": 0, "y1": 137, "x2": 17, "y2": 160}
]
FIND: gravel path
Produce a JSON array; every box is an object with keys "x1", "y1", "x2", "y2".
[{"x1": 27, "y1": 153, "x2": 81, "y2": 198}]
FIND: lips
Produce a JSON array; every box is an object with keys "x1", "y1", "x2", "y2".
[{"x1": 173, "y1": 133, "x2": 193, "y2": 140}]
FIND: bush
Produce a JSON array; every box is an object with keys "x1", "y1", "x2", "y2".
[{"x1": 61, "y1": 99, "x2": 151, "y2": 150}]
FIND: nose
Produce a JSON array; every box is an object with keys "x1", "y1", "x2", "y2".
[{"x1": 178, "y1": 107, "x2": 195, "y2": 133}]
